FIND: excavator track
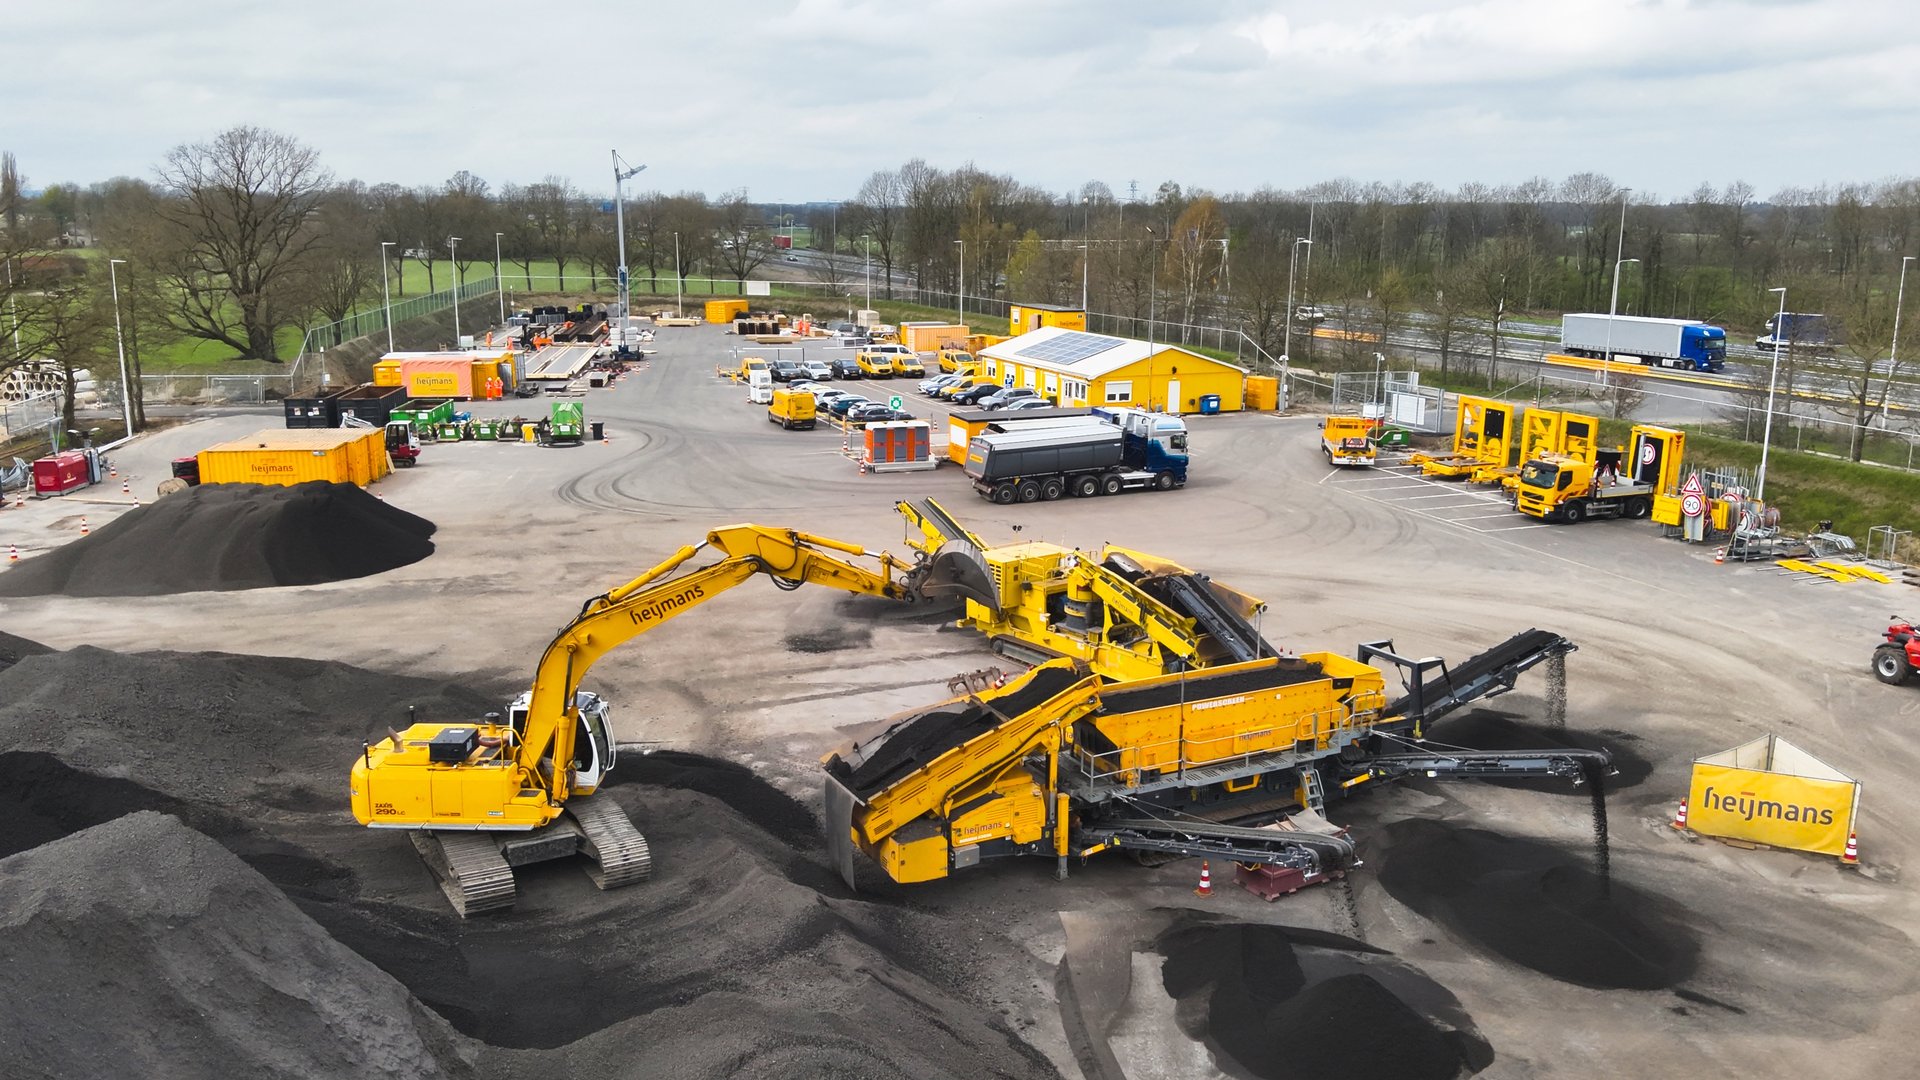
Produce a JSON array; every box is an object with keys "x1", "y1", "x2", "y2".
[
  {"x1": 568, "y1": 796, "x2": 653, "y2": 890},
  {"x1": 411, "y1": 831, "x2": 515, "y2": 917}
]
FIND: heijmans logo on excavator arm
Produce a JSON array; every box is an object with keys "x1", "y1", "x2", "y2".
[{"x1": 627, "y1": 585, "x2": 707, "y2": 626}]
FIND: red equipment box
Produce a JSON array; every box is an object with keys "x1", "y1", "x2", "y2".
[{"x1": 32, "y1": 452, "x2": 91, "y2": 497}]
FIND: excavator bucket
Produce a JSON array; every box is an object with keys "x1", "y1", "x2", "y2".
[{"x1": 912, "y1": 539, "x2": 1000, "y2": 613}]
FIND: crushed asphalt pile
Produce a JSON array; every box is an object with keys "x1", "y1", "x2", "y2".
[
  {"x1": 1376, "y1": 819, "x2": 1698, "y2": 990},
  {"x1": 0, "y1": 630, "x2": 51, "y2": 673},
  {"x1": 0, "y1": 481, "x2": 434, "y2": 597},
  {"x1": 0, "y1": 812, "x2": 468, "y2": 1080},
  {"x1": 1156, "y1": 917, "x2": 1492, "y2": 1080},
  {"x1": 0, "y1": 643, "x2": 1060, "y2": 1080}
]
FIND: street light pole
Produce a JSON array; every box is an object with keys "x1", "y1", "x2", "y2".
[
  {"x1": 1758, "y1": 286, "x2": 1788, "y2": 503},
  {"x1": 955, "y1": 239, "x2": 965, "y2": 327},
  {"x1": 380, "y1": 242, "x2": 395, "y2": 352},
  {"x1": 493, "y1": 232, "x2": 505, "y2": 325},
  {"x1": 1602, "y1": 256, "x2": 1640, "y2": 390},
  {"x1": 448, "y1": 236, "x2": 462, "y2": 345},
  {"x1": 1145, "y1": 228, "x2": 1158, "y2": 353},
  {"x1": 107, "y1": 259, "x2": 132, "y2": 436},
  {"x1": 1284, "y1": 238, "x2": 1312, "y2": 363},
  {"x1": 1884, "y1": 255, "x2": 1916, "y2": 424},
  {"x1": 1081, "y1": 196, "x2": 1091, "y2": 312}
]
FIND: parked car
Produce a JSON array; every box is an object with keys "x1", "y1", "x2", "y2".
[
  {"x1": 825, "y1": 395, "x2": 874, "y2": 418},
  {"x1": 919, "y1": 373, "x2": 966, "y2": 395},
  {"x1": 1001, "y1": 397, "x2": 1058, "y2": 412},
  {"x1": 979, "y1": 387, "x2": 1041, "y2": 410},
  {"x1": 950, "y1": 383, "x2": 1004, "y2": 406},
  {"x1": 768, "y1": 360, "x2": 805, "y2": 382},
  {"x1": 1295, "y1": 305, "x2": 1329, "y2": 323},
  {"x1": 829, "y1": 357, "x2": 864, "y2": 379},
  {"x1": 846, "y1": 404, "x2": 915, "y2": 426},
  {"x1": 808, "y1": 388, "x2": 856, "y2": 410},
  {"x1": 894, "y1": 354, "x2": 927, "y2": 378},
  {"x1": 860, "y1": 343, "x2": 914, "y2": 359},
  {"x1": 936, "y1": 378, "x2": 995, "y2": 401},
  {"x1": 937, "y1": 349, "x2": 976, "y2": 374},
  {"x1": 802, "y1": 360, "x2": 833, "y2": 381}
]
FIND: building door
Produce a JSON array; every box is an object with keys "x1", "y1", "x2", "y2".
[{"x1": 1165, "y1": 379, "x2": 1181, "y2": 415}]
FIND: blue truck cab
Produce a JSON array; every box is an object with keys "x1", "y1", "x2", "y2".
[{"x1": 1679, "y1": 324, "x2": 1728, "y2": 372}]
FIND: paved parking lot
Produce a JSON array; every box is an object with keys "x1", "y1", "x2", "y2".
[{"x1": 1319, "y1": 462, "x2": 1549, "y2": 533}]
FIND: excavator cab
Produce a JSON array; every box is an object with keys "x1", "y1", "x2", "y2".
[{"x1": 507, "y1": 690, "x2": 616, "y2": 793}]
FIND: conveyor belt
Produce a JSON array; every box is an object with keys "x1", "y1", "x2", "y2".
[
  {"x1": 1157, "y1": 573, "x2": 1274, "y2": 663},
  {"x1": 1377, "y1": 628, "x2": 1575, "y2": 722},
  {"x1": 1079, "y1": 817, "x2": 1355, "y2": 871}
]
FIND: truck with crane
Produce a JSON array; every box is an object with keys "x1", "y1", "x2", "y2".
[{"x1": 1560, "y1": 314, "x2": 1728, "y2": 372}]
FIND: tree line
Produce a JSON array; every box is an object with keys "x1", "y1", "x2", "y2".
[{"x1": 4, "y1": 126, "x2": 1918, "y2": 452}]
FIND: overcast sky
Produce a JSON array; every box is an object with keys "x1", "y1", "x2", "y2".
[{"x1": 14, "y1": 0, "x2": 1919, "y2": 204}]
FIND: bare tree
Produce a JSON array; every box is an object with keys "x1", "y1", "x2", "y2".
[
  {"x1": 853, "y1": 169, "x2": 902, "y2": 296},
  {"x1": 303, "y1": 185, "x2": 379, "y2": 342},
  {"x1": 714, "y1": 189, "x2": 772, "y2": 283},
  {"x1": 151, "y1": 126, "x2": 332, "y2": 361},
  {"x1": 526, "y1": 177, "x2": 579, "y2": 290}
]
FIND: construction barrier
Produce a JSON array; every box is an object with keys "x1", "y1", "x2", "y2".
[{"x1": 1686, "y1": 734, "x2": 1860, "y2": 859}]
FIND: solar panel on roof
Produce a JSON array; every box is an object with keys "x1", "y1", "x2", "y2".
[{"x1": 1010, "y1": 332, "x2": 1126, "y2": 367}]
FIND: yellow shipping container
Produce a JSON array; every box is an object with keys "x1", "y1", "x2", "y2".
[
  {"x1": 898, "y1": 322, "x2": 971, "y2": 354},
  {"x1": 373, "y1": 360, "x2": 403, "y2": 387},
  {"x1": 197, "y1": 428, "x2": 392, "y2": 488},
  {"x1": 705, "y1": 299, "x2": 750, "y2": 324}
]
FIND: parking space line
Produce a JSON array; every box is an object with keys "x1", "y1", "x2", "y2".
[
  {"x1": 1474, "y1": 523, "x2": 1552, "y2": 532},
  {"x1": 1399, "y1": 492, "x2": 1492, "y2": 502},
  {"x1": 1450, "y1": 512, "x2": 1527, "y2": 521}
]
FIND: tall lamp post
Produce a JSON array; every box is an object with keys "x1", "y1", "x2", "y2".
[
  {"x1": 379, "y1": 241, "x2": 396, "y2": 351},
  {"x1": 493, "y1": 232, "x2": 505, "y2": 325},
  {"x1": 1081, "y1": 195, "x2": 1091, "y2": 312},
  {"x1": 448, "y1": 236, "x2": 462, "y2": 345},
  {"x1": 1884, "y1": 255, "x2": 1916, "y2": 424},
  {"x1": 611, "y1": 151, "x2": 646, "y2": 339},
  {"x1": 1144, "y1": 227, "x2": 1160, "y2": 352},
  {"x1": 1758, "y1": 286, "x2": 1787, "y2": 503},
  {"x1": 107, "y1": 258, "x2": 132, "y2": 436},
  {"x1": 955, "y1": 239, "x2": 965, "y2": 327},
  {"x1": 1283, "y1": 238, "x2": 1312, "y2": 362},
  {"x1": 1601, "y1": 256, "x2": 1640, "y2": 389}
]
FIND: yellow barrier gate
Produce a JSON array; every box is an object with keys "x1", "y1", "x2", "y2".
[{"x1": 1685, "y1": 734, "x2": 1860, "y2": 859}]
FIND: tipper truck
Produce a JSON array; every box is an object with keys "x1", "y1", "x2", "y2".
[
  {"x1": 965, "y1": 408, "x2": 1187, "y2": 503},
  {"x1": 1560, "y1": 314, "x2": 1727, "y2": 372}
]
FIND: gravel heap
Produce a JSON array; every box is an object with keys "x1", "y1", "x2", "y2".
[
  {"x1": 0, "y1": 812, "x2": 468, "y2": 1080},
  {"x1": 1375, "y1": 819, "x2": 1698, "y2": 989},
  {"x1": 0, "y1": 644, "x2": 1060, "y2": 1080},
  {"x1": 1156, "y1": 918, "x2": 1492, "y2": 1080},
  {"x1": 0, "y1": 630, "x2": 51, "y2": 673},
  {"x1": 0, "y1": 481, "x2": 434, "y2": 597}
]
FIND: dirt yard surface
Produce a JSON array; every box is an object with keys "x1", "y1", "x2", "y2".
[{"x1": 2, "y1": 321, "x2": 1913, "y2": 1079}]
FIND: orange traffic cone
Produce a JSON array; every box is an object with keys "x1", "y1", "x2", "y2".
[
  {"x1": 7, "y1": 544, "x2": 16, "y2": 562},
  {"x1": 1195, "y1": 860, "x2": 1213, "y2": 898},
  {"x1": 1671, "y1": 799, "x2": 1688, "y2": 830},
  {"x1": 80, "y1": 517, "x2": 89, "y2": 536},
  {"x1": 109, "y1": 464, "x2": 117, "y2": 479},
  {"x1": 858, "y1": 457, "x2": 868, "y2": 475},
  {"x1": 1714, "y1": 548, "x2": 1725, "y2": 565},
  {"x1": 121, "y1": 479, "x2": 131, "y2": 495},
  {"x1": 12, "y1": 492, "x2": 22, "y2": 508},
  {"x1": 1842, "y1": 832, "x2": 1859, "y2": 865}
]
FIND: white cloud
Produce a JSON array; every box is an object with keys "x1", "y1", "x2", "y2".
[{"x1": 8, "y1": 0, "x2": 1916, "y2": 200}]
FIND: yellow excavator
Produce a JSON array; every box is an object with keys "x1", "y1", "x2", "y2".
[{"x1": 349, "y1": 524, "x2": 992, "y2": 915}]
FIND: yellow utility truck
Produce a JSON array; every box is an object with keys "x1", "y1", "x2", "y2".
[
  {"x1": 1320, "y1": 415, "x2": 1377, "y2": 466},
  {"x1": 1514, "y1": 424, "x2": 1685, "y2": 523},
  {"x1": 856, "y1": 350, "x2": 897, "y2": 378},
  {"x1": 769, "y1": 388, "x2": 817, "y2": 430}
]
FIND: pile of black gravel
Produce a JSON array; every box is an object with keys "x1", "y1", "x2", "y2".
[
  {"x1": 1424, "y1": 710, "x2": 1654, "y2": 791},
  {"x1": 605, "y1": 750, "x2": 819, "y2": 850},
  {"x1": 1376, "y1": 819, "x2": 1698, "y2": 989},
  {"x1": 0, "y1": 631, "x2": 51, "y2": 673},
  {"x1": 0, "y1": 481, "x2": 434, "y2": 597},
  {"x1": 1157, "y1": 918, "x2": 1491, "y2": 1080}
]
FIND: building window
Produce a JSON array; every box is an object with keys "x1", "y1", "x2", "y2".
[{"x1": 1104, "y1": 380, "x2": 1132, "y2": 403}]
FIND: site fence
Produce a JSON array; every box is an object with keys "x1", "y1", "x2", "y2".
[{"x1": 0, "y1": 389, "x2": 60, "y2": 453}]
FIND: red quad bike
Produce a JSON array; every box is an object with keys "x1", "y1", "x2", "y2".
[{"x1": 1873, "y1": 617, "x2": 1920, "y2": 685}]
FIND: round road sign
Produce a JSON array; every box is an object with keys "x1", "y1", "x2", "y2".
[
  {"x1": 1681, "y1": 492, "x2": 1704, "y2": 518},
  {"x1": 1640, "y1": 443, "x2": 1657, "y2": 465}
]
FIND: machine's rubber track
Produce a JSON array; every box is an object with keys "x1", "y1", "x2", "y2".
[
  {"x1": 411, "y1": 830, "x2": 516, "y2": 917},
  {"x1": 568, "y1": 796, "x2": 653, "y2": 890}
]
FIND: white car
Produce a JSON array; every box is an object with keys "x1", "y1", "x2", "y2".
[
  {"x1": 1295, "y1": 305, "x2": 1329, "y2": 323},
  {"x1": 802, "y1": 360, "x2": 833, "y2": 381},
  {"x1": 1001, "y1": 397, "x2": 1057, "y2": 412},
  {"x1": 919, "y1": 373, "x2": 966, "y2": 395},
  {"x1": 860, "y1": 343, "x2": 914, "y2": 358}
]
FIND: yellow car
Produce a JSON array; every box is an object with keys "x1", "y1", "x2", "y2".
[
  {"x1": 938, "y1": 349, "x2": 976, "y2": 374},
  {"x1": 855, "y1": 351, "x2": 896, "y2": 378}
]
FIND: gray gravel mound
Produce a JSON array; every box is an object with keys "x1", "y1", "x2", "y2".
[
  {"x1": 0, "y1": 812, "x2": 471, "y2": 1080},
  {"x1": 0, "y1": 630, "x2": 52, "y2": 673},
  {"x1": 0, "y1": 480, "x2": 434, "y2": 597}
]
